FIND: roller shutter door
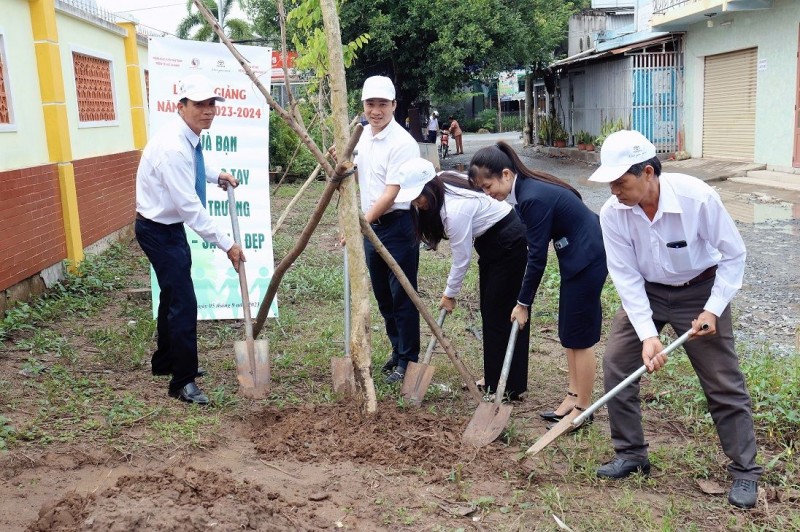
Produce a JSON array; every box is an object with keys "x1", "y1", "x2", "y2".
[{"x1": 702, "y1": 48, "x2": 757, "y2": 160}]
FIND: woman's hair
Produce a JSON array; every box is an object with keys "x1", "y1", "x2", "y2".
[
  {"x1": 411, "y1": 172, "x2": 480, "y2": 250},
  {"x1": 467, "y1": 141, "x2": 581, "y2": 199}
]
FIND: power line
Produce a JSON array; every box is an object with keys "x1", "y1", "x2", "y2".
[{"x1": 112, "y1": 3, "x2": 185, "y2": 13}]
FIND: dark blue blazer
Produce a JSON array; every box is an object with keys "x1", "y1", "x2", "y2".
[{"x1": 514, "y1": 176, "x2": 606, "y2": 306}]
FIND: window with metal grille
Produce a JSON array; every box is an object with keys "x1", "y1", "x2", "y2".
[
  {"x1": 73, "y1": 52, "x2": 116, "y2": 122},
  {"x1": 144, "y1": 69, "x2": 149, "y2": 106},
  {"x1": 0, "y1": 37, "x2": 11, "y2": 124}
]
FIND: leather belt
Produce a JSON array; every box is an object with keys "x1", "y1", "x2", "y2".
[
  {"x1": 650, "y1": 265, "x2": 718, "y2": 288},
  {"x1": 371, "y1": 210, "x2": 406, "y2": 226},
  {"x1": 135, "y1": 212, "x2": 147, "y2": 221}
]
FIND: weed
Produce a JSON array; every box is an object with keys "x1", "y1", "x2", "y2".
[{"x1": 0, "y1": 416, "x2": 16, "y2": 450}]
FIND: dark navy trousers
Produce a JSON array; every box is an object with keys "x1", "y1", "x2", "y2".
[
  {"x1": 363, "y1": 211, "x2": 420, "y2": 369},
  {"x1": 135, "y1": 218, "x2": 199, "y2": 391}
]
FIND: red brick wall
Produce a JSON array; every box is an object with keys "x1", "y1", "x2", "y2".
[
  {"x1": 73, "y1": 150, "x2": 140, "y2": 247},
  {"x1": 0, "y1": 164, "x2": 67, "y2": 290}
]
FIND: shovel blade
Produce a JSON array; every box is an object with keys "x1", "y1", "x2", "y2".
[
  {"x1": 462, "y1": 402, "x2": 513, "y2": 447},
  {"x1": 234, "y1": 339, "x2": 270, "y2": 399},
  {"x1": 400, "y1": 362, "x2": 435, "y2": 407},
  {"x1": 331, "y1": 356, "x2": 356, "y2": 396},
  {"x1": 525, "y1": 413, "x2": 579, "y2": 457}
]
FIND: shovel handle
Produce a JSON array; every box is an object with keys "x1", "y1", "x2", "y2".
[
  {"x1": 343, "y1": 246, "x2": 351, "y2": 357},
  {"x1": 420, "y1": 309, "x2": 447, "y2": 365},
  {"x1": 494, "y1": 321, "x2": 520, "y2": 405},
  {"x1": 572, "y1": 324, "x2": 708, "y2": 426},
  {"x1": 227, "y1": 187, "x2": 254, "y2": 341}
]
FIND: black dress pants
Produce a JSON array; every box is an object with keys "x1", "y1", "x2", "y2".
[{"x1": 135, "y1": 218, "x2": 199, "y2": 391}]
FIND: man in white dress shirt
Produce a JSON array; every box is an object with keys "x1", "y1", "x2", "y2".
[
  {"x1": 135, "y1": 74, "x2": 244, "y2": 405},
  {"x1": 589, "y1": 130, "x2": 762, "y2": 509},
  {"x1": 355, "y1": 76, "x2": 421, "y2": 384}
]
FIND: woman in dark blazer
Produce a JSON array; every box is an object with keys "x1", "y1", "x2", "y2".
[{"x1": 467, "y1": 142, "x2": 607, "y2": 427}]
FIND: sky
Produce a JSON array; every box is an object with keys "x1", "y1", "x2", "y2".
[{"x1": 95, "y1": 0, "x2": 247, "y2": 37}]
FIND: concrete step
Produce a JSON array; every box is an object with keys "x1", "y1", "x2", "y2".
[
  {"x1": 727, "y1": 176, "x2": 800, "y2": 192},
  {"x1": 745, "y1": 169, "x2": 800, "y2": 184}
]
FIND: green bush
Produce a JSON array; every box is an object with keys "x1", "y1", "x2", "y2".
[{"x1": 269, "y1": 112, "x2": 320, "y2": 179}]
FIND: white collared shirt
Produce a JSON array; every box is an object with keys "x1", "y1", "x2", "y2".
[
  {"x1": 505, "y1": 174, "x2": 519, "y2": 206},
  {"x1": 136, "y1": 117, "x2": 234, "y2": 251},
  {"x1": 442, "y1": 185, "x2": 511, "y2": 298},
  {"x1": 355, "y1": 119, "x2": 420, "y2": 214},
  {"x1": 599, "y1": 172, "x2": 746, "y2": 340}
]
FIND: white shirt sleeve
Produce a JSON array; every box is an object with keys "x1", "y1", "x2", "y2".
[
  {"x1": 159, "y1": 148, "x2": 234, "y2": 252},
  {"x1": 698, "y1": 194, "x2": 746, "y2": 316},
  {"x1": 442, "y1": 200, "x2": 477, "y2": 298},
  {"x1": 600, "y1": 205, "x2": 659, "y2": 340}
]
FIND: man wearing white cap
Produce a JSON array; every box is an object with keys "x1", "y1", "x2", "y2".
[
  {"x1": 135, "y1": 74, "x2": 245, "y2": 405},
  {"x1": 589, "y1": 130, "x2": 761, "y2": 508},
  {"x1": 355, "y1": 75, "x2": 421, "y2": 384}
]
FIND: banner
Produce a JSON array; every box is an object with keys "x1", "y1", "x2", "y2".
[{"x1": 148, "y1": 38, "x2": 277, "y2": 320}]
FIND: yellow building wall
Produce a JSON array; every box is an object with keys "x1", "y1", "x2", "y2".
[
  {"x1": 0, "y1": 6, "x2": 50, "y2": 172},
  {"x1": 56, "y1": 12, "x2": 134, "y2": 159},
  {"x1": 137, "y1": 38, "x2": 150, "y2": 139}
]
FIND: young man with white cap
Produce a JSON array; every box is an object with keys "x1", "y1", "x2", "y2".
[
  {"x1": 135, "y1": 74, "x2": 245, "y2": 405},
  {"x1": 590, "y1": 129, "x2": 762, "y2": 509},
  {"x1": 355, "y1": 75, "x2": 421, "y2": 384}
]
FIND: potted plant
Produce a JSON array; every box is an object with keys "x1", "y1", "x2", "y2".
[
  {"x1": 585, "y1": 134, "x2": 596, "y2": 152},
  {"x1": 553, "y1": 123, "x2": 568, "y2": 148},
  {"x1": 537, "y1": 116, "x2": 552, "y2": 146},
  {"x1": 576, "y1": 130, "x2": 588, "y2": 150}
]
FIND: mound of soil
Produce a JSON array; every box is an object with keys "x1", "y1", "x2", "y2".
[
  {"x1": 251, "y1": 402, "x2": 527, "y2": 480},
  {"x1": 28, "y1": 468, "x2": 297, "y2": 531}
]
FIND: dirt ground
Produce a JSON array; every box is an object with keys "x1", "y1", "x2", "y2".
[{"x1": 2, "y1": 140, "x2": 799, "y2": 530}]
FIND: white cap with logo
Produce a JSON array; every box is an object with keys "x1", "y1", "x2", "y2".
[
  {"x1": 361, "y1": 75, "x2": 396, "y2": 101},
  {"x1": 588, "y1": 130, "x2": 656, "y2": 183},
  {"x1": 176, "y1": 74, "x2": 225, "y2": 102},
  {"x1": 394, "y1": 158, "x2": 437, "y2": 203}
]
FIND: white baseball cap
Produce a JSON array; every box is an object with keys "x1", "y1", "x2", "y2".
[
  {"x1": 395, "y1": 158, "x2": 437, "y2": 203},
  {"x1": 361, "y1": 76, "x2": 395, "y2": 101},
  {"x1": 588, "y1": 130, "x2": 656, "y2": 183},
  {"x1": 177, "y1": 74, "x2": 225, "y2": 102}
]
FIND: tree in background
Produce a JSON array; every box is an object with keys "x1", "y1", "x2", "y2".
[
  {"x1": 245, "y1": 0, "x2": 581, "y2": 121},
  {"x1": 177, "y1": 0, "x2": 255, "y2": 42},
  {"x1": 339, "y1": 0, "x2": 581, "y2": 121}
]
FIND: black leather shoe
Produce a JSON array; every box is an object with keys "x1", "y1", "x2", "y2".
[
  {"x1": 540, "y1": 391, "x2": 577, "y2": 421},
  {"x1": 381, "y1": 354, "x2": 399, "y2": 375},
  {"x1": 385, "y1": 367, "x2": 405, "y2": 384},
  {"x1": 728, "y1": 479, "x2": 758, "y2": 509},
  {"x1": 153, "y1": 367, "x2": 207, "y2": 378},
  {"x1": 540, "y1": 408, "x2": 572, "y2": 422},
  {"x1": 168, "y1": 382, "x2": 210, "y2": 405},
  {"x1": 597, "y1": 457, "x2": 651, "y2": 479}
]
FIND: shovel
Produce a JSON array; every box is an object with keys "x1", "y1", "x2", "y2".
[
  {"x1": 525, "y1": 324, "x2": 709, "y2": 457},
  {"x1": 228, "y1": 186, "x2": 270, "y2": 399},
  {"x1": 401, "y1": 308, "x2": 447, "y2": 406},
  {"x1": 462, "y1": 320, "x2": 519, "y2": 447},
  {"x1": 331, "y1": 246, "x2": 356, "y2": 395}
]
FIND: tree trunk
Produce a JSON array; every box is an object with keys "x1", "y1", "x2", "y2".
[
  {"x1": 524, "y1": 72, "x2": 534, "y2": 146},
  {"x1": 320, "y1": 0, "x2": 377, "y2": 413}
]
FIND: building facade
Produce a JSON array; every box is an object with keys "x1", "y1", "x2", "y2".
[
  {"x1": 652, "y1": 0, "x2": 800, "y2": 169},
  {"x1": 0, "y1": 0, "x2": 149, "y2": 313}
]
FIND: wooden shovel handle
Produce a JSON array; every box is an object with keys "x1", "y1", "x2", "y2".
[{"x1": 227, "y1": 186, "x2": 254, "y2": 342}]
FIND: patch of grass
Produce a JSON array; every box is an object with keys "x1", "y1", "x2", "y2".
[
  {"x1": 0, "y1": 415, "x2": 17, "y2": 450},
  {"x1": 86, "y1": 322, "x2": 153, "y2": 370}
]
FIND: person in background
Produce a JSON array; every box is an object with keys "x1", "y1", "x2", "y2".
[
  {"x1": 448, "y1": 116, "x2": 464, "y2": 155},
  {"x1": 135, "y1": 74, "x2": 245, "y2": 405},
  {"x1": 354, "y1": 76, "x2": 421, "y2": 384},
  {"x1": 589, "y1": 129, "x2": 762, "y2": 509},
  {"x1": 394, "y1": 159, "x2": 530, "y2": 400},
  {"x1": 468, "y1": 142, "x2": 607, "y2": 428},
  {"x1": 427, "y1": 111, "x2": 439, "y2": 144}
]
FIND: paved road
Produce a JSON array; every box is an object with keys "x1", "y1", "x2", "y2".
[{"x1": 441, "y1": 132, "x2": 800, "y2": 355}]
